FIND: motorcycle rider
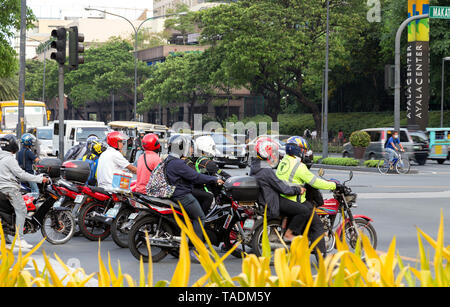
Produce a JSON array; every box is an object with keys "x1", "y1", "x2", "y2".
[
  {"x1": 184, "y1": 135, "x2": 231, "y2": 214},
  {"x1": 276, "y1": 136, "x2": 343, "y2": 258},
  {"x1": 165, "y1": 134, "x2": 224, "y2": 245},
  {"x1": 249, "y1": 136, "x2": 307, "y2": 242},
  {"x1": 64, "y1": 135, "x2": 99, "y2": 161},
  {"x1": 16, "y1": 133, "x2": 41, "y2": 198},
  {"x1": 97, "y1": 131, "x2": 137, "y2": 190},
  {"x1": 135, "y1": 133, "x2": 162, "y2": 194},
  {"x1": 80, "y1": 140, "x2": 108, "y2": 186},
  {"x1": 0, "y1": 134, "x2": 48, "y2": 249}
]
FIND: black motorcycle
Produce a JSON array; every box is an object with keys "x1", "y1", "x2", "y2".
[
  {"x1": 126, "y1": 176, "x2": 262, "y2": 262},
  {"x1": 0, "y1": 177, "x2": 75, "y2": 245}
]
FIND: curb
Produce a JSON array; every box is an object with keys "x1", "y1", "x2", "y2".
[{"x1": 311, "y1": 164, "x2": 419, "y2": 174}]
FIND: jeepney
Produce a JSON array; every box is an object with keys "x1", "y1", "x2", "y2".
[{"x1": 426, "y1": 128, "x2": 450, "y2": 164}]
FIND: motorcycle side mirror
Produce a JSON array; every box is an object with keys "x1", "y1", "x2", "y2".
[
  {"x1": 318, "y1": 168, "x2": 325, "y2": 177},
  {"x1": 349, "y1": 171, "x2": 353, "y2": 181}
]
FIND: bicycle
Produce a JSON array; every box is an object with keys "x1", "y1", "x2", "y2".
[{"x1": 377, "y1": 150, "x2": 410, "y2": 174}]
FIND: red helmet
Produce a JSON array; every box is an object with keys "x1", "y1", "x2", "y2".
[
  {"x1": 255, "y1": 136, "x2": 279, "y2": 162},
  {"x1": 106, "y1": 131, "x2": 129, "y2": 149},
  {"x1": 142, "y1": 133, "x2": 160, "y2": 151}
]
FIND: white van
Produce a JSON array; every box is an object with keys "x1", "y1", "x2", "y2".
[
  {"x1": 52, "y1": 120, "x2": 110, "y2": 156},
  {"x1": 36, "y1": 125, "x2": 54, "y2": 156}
]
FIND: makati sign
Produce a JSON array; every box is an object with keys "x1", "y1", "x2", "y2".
[{"x1": 430, "y1": 6, "x2": 450, "y2": 19}]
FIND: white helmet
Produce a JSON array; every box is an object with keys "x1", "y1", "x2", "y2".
[{"x1": 195, "y1": 135, "x2": 219, "y2": 157}]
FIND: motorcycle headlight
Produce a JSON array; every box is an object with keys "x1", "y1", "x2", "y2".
[{"x1": 345, "y1": 194, "x2": 357, "y2": 203}]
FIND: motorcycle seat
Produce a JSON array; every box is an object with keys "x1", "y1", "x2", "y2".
[
  {"x1": 88, "y1": 186, "x2": 111, "y2": 195},
  {"x1": 134, "y1": 193, "x2": 180, "y2": 210}
]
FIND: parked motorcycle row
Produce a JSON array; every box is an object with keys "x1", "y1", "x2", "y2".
[{"x1": 3, "y1": 157, "x2": 377, "y2": 263}]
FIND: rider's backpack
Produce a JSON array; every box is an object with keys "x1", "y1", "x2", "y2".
[{"x1": 145, "y1": 157, "x2": 177, "y2": 199}]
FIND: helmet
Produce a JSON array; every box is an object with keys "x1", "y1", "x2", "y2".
[
  {"x1": 86, "y1": 135, "x2": 99, "y2": 147},
  {"x1": 168, "y1": 134, "x2": 194, "y2": 158},
  {"x1": 195, "y1": 135, "x2": 218, "y2": 157},
  {"x1": 0, "y1": 134, "x2": 20, "y2": 153},
  {"x1": 106, "y1": 131, "x2": 129, "y2": 149},
  {"x1": 255, "y1": 136, "x2": 279, "y2": 163},
  {"x1": 285, "y1": 136, "x2": 309, "y2": 159},
  {"x1": 90, "y1": 140, "x2": 108, "y2": 156},
  {"x1": 142, "y1": 133, "x2": 161, "y2": 152},
  {"x1": 21, "y1": 133, "x2": 36, "y2": 146}
]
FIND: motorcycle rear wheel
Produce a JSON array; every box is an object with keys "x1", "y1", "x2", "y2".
[
  {"x1": 128, "y1": 216, "x2": 174, "y2": 263},
  {"x1": 78, "y1": 202, "x2": 111, "y2": 241},
  {"x1": 251, "y1": 219, "x2": 285, "y2": 258},
  {"x1": 41, "y1": 209, "x2": 75, "y2": 245}
]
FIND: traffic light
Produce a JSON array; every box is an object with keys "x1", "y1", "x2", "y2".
[
  {"x1": 50, "y1": 27, "x2": 67, "y2": 65},
  {"x1": 69, "y1": 26, "x2": 85, "y2": 70}
]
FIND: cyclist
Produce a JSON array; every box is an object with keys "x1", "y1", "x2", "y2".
[
  {"x1": 249, "y1": 136, "x2": 307, "y2": 242},
  {"x1": 276, "y1": 136, "x2": 343, "y2": 258},
  {"x1": 16, "y1": 133, "x2": 40, "y2": 198},
  {"x1": 97, "y1": 131, "x2": 137, "y2": 189},
  {"x1": 135, "y1": 133, "x2": 162, "y2": 194},
  {"x1": 0, "y1": 135, "x2": 48, "y2": 249},
  {"x1": 385, "y1": 131, "x2": 404, "y2": 166}
]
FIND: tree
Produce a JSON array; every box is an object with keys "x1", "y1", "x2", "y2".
[
  {"x1": 0, "y1": 76, "x2": 18, "y2": 100},
  {"x1": 139, "y1": 52, "x2": 214, "y2": 125},
  {"x1": 197, "y1": 0, "x2": 367, "y2": 133},
  {"x1": 164, "y1": 3, "x2": 197, "y2": 45},
  {"x1": 64, "y1": 38, "x2": 151, "y2": 121},
  {"x1": 0, "y1": 0, "x2": 35, "y2": 78}
]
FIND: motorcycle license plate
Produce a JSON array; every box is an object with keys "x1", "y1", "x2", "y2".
[
  {"x1": 128, "y1": 213, "x2": 138, "y2": 220},
  {"x1": 74, "y1": 195, "x2": 85, "y2": 204},
  {"x1": 243, "y1": 219, "x2": 255, "y2": 230},
  {"x1": 105, "y1": 208, "x2": 119, "y2": 218}
]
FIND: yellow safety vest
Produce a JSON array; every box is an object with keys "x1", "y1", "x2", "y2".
[{"x1": 276, "y1": 155, "x2": 336, "y2": 203}]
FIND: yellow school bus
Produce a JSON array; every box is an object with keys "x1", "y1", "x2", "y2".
[{"x1": 0, "y1": 100, "x2": 50, "y2": 133}]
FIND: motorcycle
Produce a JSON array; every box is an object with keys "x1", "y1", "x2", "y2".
[
  {"x1": 0, "y1": 177, "x2": 75, "y2": 245},
  {"x1": 126, "y1": 176, "x2": 262, "y2": 263},
  {"x1": 250, "y1": 170, "x2": 377, "y2": 257},
  {"x1": 75, "y1": 184, "x2": 136, "y2": 247}
]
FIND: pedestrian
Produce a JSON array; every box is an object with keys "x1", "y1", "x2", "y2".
[
  {"x1": 133, "y1": 130, "x2": 146, "y2": 167},
  {"x1": 338, "y1": 129, "x2": 344, "y2": 146}
]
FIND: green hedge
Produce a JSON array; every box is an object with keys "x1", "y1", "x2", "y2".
[
  {"x1": 319, "y1": 157, "x2": 360, "y2": 166},
  {"x1": 242, "y1": 111, "x2": 450, "y2": 139}
]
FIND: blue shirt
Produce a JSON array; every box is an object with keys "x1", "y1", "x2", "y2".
[
  {"x1": 385, "y1": 136, "x2": 400, "y2": 150},
  {"x1": 16, "y1": 147, "x2": 37, "y2": 174}
]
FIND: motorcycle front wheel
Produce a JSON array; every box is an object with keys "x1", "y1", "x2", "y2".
[
  {"x1": 342, "y1": 218, "x2": 377, "y2": 252},
  {"x1": 111, "y1": 208, "x2": 134, "y2": 248},
  {"x1": 41, "y1": 209, "x2": 75, "y2": 245},
  {"x1": 128, "y1": 216, "x2": 174, "y2": 263}
]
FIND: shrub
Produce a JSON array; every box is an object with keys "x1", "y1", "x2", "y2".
[
  {"x1": 318, "y1": 157, "x2": 360, "y2": 166},
  {"x1": 349, "y1": 130, "x2": 371, "y2": 148}
]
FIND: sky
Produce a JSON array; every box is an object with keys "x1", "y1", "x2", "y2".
[{"x1": 27, "y1": 0, "x2": 154, "y2": 20}]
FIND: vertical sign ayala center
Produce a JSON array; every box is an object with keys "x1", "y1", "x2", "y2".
[{"x1": 407, "y1": 0, "x2": 430, "y2": 130}]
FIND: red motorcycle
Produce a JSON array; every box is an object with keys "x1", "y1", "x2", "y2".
[{"x1": 251, "y1": 171, "x2": 377, "y2": 256}]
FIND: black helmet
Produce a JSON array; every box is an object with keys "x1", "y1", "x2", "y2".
[
  {"x1": 168, "y1": 134, "x2": 195, "y2": 158},
  {"x1": 0, "y1": 134, "x2": 20, "y2": 153}
]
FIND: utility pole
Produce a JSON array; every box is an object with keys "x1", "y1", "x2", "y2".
[
  {"x1": 322, "y1": 0, "x2": 330, "y2": 158},
  {"x1": 17, "y1": 0, "x2": 27, "y2": 139}
]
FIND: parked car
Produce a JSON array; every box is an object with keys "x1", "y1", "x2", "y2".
[
  {"x1": 409, "y1": 130, "x2": 430, "y2": 165},
  {"x1": 342, "y1": 127, "x2": 428, "y2": 165},
  {"x1": 211, "y1": 133, "x2": 247, "y2": 168}
]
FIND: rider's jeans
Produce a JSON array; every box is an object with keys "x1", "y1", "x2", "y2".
[
  {"x1": 172, "y1": 193, "x2": 206, "y2": 241},
  {"x1": 2, "y1": 187, "x2": 27, "y2": 238},
  {"x1": 385, "y1": 148, "x2": 399, "y2": 163}
]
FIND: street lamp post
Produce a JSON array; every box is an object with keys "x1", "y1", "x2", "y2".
[
  {"x1": 441, "y1": 57, "x2": 450, "y2": 127},
  {"x1": 85, "y1": 7, "x2": 185, "y2": 122},
  {"x1": 322, "y1": 0, "x2": 330, "y2": 159}
]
